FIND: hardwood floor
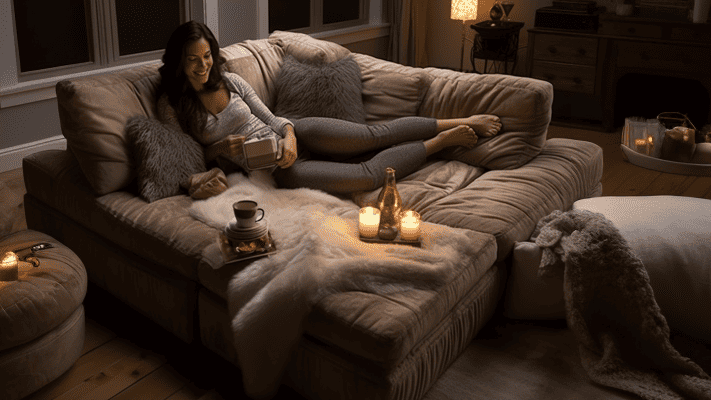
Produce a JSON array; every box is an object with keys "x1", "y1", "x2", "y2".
[{"x1": 1, "y1": 124, "x2": 710, "y2": 400}]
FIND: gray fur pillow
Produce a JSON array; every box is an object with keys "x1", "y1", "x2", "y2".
[
  {"x1": 275, "y1": 55, "x2": 366, "y2": 124},
  {"x1": 126, "y1": 116, "x2": 206, "y2": 203}
]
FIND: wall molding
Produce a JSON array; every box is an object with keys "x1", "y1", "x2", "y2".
[{"x1": 0, "y1": 135, "x2": 67, "y2": 173}]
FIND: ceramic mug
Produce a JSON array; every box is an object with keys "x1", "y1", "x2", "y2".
[{"x1": 233, "y1": 200, "x2": 265, "y2": 228}]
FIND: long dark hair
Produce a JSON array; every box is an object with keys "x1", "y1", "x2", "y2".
[{"x1": 158, "y1": 20, "x2": 226, "y2": 138}]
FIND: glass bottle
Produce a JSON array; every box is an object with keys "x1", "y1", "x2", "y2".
[{"x1": 376, "y1": 167, "x2": 403, "y2": 241}]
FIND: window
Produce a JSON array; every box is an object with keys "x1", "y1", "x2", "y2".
[
  {"x1": 11, "y1": 0, "x2": 189, "y2": 82},
  {"x1": 269, "y1": 0, "x2": 367, "y2": 34}
]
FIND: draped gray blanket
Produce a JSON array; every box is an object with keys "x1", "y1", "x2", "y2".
[{"x1": 532, "y1": 209, "x2": 711, "y2": 400}]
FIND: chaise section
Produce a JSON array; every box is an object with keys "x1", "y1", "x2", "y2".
[{"x1": 422, "y1": 138, "x2": 603, "y2": 261}]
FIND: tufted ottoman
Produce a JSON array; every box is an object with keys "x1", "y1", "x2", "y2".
[{"x1": 0, "y1": 230, "x2": 87, "y2": 400}]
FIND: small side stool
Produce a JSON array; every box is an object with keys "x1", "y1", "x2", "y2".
[{"x1": 0, "y1": 230, "x2": 87, "y2": 400}]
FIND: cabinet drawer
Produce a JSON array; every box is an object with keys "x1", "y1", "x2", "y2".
[
  {"x1": 533, "y1": 34, "x2": 598, "y2": 65},
  {"x1": 531, "y1": 60, "x2": 597, "y2": 94},
  {"x1": 598, "y1": 21, "x2": 663, "y2": 39},
  {"x1": 616, "y1": 41, "x2": 711, "y2": 73}
]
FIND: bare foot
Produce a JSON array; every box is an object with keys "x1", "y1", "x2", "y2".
[
  {"x1": 438, "y1": 125, "x2": 478, "y2": 149},
  {"x1": 464, "y1": 115, "x2": 502, "y2": 137}
]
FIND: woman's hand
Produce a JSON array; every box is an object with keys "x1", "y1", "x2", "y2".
[
  {"x1": 205, "y1": 134, "x2": 244, "y2": 162},
  {"x1": 276, "y1": 127, "x2": 298, "y2": 169}
]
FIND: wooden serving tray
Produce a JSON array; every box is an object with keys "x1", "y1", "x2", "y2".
[{"x1": 358, "y1": 234, "x2": 421, "y2": 247}]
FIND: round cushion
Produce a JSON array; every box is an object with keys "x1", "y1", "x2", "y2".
[
  {"x1": 0, "y1": 230, "x2": 87, "y2": 400},
  {"x1": 573, "y1": 195, "x2": 711, "y2": 344}
]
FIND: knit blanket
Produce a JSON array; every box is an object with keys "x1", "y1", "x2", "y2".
[
  {"x1": 189, "y1": 171, "x2": 486, "y2": 399},
  {"x1": 532, "y1": 209, "x2": 711, "y2": 400}
]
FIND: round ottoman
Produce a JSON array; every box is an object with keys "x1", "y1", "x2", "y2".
[
  {"x1": 504, "y1": 195, "x2": 711, "y2": 347},
  {"x1": 573, "y1": 196, "x2": 711, "y2": 344},
  {"x1": 0, "y1": 230, "x2": 87, "y2": 400}
]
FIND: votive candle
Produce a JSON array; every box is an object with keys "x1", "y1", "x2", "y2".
[
  {"x1": 359, "y1": 207, "x2": 381, "y2": 238},
  {"x1": 399, "y1": 210, "x2": 421, "y2": 241},
  {"x1": 0, "y1": 252, "x2": 19, "y2": 281},
  {"x1": 634, "y1": 138, "x2": 648, "y2": 154}
]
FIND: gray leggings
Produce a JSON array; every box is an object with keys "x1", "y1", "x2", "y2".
[{"x1": 273, "y1": 116, "x2": 438, "y2": 194}]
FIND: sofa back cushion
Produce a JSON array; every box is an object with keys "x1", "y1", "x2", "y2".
[
  {"x1": 56, "y1": 63, "x2": 162, "y2": 195},
  {"x1": 420, "y1": 70, "x2": 553, "y2": 170},
  {"x1": 269, "y1": 30, "x2": 350, "y2": 64},
  {"x1": 221, "y1": 39, "x2": 285, "y2": 110}
]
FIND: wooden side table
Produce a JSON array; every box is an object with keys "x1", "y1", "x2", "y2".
[{"x1": 470, "y1": 20, "x2": 524, "y2": 74}]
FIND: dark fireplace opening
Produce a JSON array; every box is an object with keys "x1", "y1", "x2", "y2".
[{"x1": 614, "y1": 73, "x2": 710, "y2": 130}]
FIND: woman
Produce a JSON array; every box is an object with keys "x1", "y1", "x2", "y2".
[{"x1": 158, "y1": 21, "x2": 502, "y2": 195}]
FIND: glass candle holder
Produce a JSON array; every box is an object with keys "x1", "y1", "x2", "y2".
[{"x1": 359, "y1": 207, "x2": 381, "y2": 238}]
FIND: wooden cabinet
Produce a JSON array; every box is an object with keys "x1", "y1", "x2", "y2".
[
  {"x1": 527, "y1": 15, "x2": 711, "y2": 131},
  {"x1": 528, "y1": 33, "x2": 601, "y2": 95}
]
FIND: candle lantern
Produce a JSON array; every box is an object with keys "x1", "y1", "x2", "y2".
[
  {"x1": 399, "y1": 211, "x2": 421, "y2": 241},
  {"x1": 359, "y1": 207, "x2": 381, "y2": 238}
]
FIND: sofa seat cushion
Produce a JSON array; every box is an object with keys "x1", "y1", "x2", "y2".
[
  {"x1": 22, "y1": 150, "x2": 217, "y2": 280},
  {"x1": 197, "y1": 229, "x2": 498, "y2": 367},
  {"x1": 356, "y1": 138, "x2": 603, "y2": 262}
]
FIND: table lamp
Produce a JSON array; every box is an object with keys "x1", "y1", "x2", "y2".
[{"x1": 451, "y1": 0, "x2": 478, "y2": 72}]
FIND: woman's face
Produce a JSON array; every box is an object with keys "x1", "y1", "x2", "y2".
[{"x1": 183, "y1": 38, "x2": 213, "y2": 91}]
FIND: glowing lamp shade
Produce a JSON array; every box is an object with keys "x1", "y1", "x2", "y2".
[{"x1": 451, "y1": 0, "x2": 478, "y2": 21}]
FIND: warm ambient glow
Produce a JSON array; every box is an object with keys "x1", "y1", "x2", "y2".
[
  {"x1": 451, "y1": 0, "x2": 478, "y2": 21},
  {"x1": 400, "y1": 210, "x2": 421, "y2": 241},
  {"x1": 359, "y1": 207, "x2": 381, "y2": 238},
  {"x1": 0, "y1": 252, "x2": 19, "y2": 281}
]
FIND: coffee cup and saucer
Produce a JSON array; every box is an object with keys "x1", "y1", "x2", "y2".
[{"x1": 222, "y1": 200, "x2": 275, "y2": 259}]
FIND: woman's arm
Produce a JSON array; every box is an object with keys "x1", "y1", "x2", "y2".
[
  {"x1": 224, "y1": 73, "x2": 292, "y2": 137},
  {"x1": 204, "y1": 134, "x2": 245, "y2": 163}
]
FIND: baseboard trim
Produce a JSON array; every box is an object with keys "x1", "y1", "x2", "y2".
[{"x1": 0, "y1": 135, "x2": 67, "y2": 172}]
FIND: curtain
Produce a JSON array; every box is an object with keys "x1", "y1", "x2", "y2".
[{"x1": 387, "y1": 0, "x2": 429, "y2": 67}]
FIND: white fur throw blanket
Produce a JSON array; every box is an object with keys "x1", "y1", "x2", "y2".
[
  {"x1": 532, "y1": 209, "x2": 711, "y2": 400},
  {"x1": 189, "y1": 171, "x2": 485, "y2": 399}
]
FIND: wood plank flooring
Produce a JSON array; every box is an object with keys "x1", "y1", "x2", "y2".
[{"x1": 1, "y1": 124, "x2": 710, "y2": 400}]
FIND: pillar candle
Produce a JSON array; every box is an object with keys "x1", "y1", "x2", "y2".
[
  {"x1": 399, "y1": 211, "x2": 421, "y2": 241},
  {"x1": 0, "y1": 252, "x2": 19, "y2": 281},
  {"x1": 359, "y1": 207, "x2": 381, "y2": 238}
]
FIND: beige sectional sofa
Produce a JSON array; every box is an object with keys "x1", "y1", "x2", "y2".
[{"x1": 23, "y1": 31, "x2": 603, "y2": 399}]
